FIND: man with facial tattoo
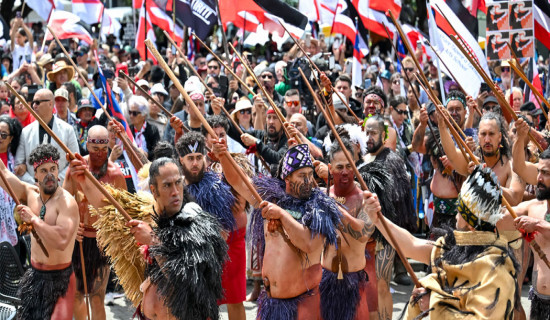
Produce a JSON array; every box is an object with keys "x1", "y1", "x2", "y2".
[
  {"x1": 212, "y1": 141, "x2": 341, "y2": 319},
  {"x1": 320, "y1": 139, "x2": 380, "y2": 320},
  {"x1": 63, "y1": 125, "x2": 127, "y2": 320},
  {"x1": 360, "y1": 115, "x2": 417, "y2": 320},
  {"x1": 176, "y1": 131, "x2": 247, "y2": 320}
]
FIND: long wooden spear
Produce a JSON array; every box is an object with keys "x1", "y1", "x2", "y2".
[
  {"x1": 46, "y1": 26, "x2": 144, "y2": 171},
  {"x1": 193, "y1": 34, "x2": 255, "y2": 96},
  {"x1": 298, "y1": 67, "x2": 421, "y2": 287},
  {"x1": 0, "y1": 169, "x2": 49, "y2": 258},
  {"x1": 164, "y1": 32, "x2": 270, "y2": 172},
  {"x1": 424, "y1": 40, "x2": 482, "y2": 117},
  {"x1": 6, "y1": 83, "x2": 133, "y2": 222},
  {"x1": 504, "y1": 44, "x2": 550, "y2": 122},
  {"x1": 279, "y1": 21, "x2": 362, "y2": 124}
]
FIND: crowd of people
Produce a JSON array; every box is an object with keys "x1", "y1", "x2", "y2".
[{"x1": 1, "y1": 12, "x2": 550, "y2": 320}]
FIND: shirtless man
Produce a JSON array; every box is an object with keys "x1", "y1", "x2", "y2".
[
  {"x1": 440, "y1": 110, "x2": 528, "y2": 319},
  {"x1": 212, "y1": 142, "x2": 340, "y2": 319},
  {"x1": 63, "y1": 125, "x2": 127, "y2": 320},
  {"x1": 5, "y1": 144, "x2": 79, "y2": 319},
  {"x1": 321, "y1": 139, "x2": 376, "y2": 320},
  {"x1": 411, "y1": 92, "x2": 476, "y2": 231},
  {"x1": 176, "y1": 131, "x2": 246, "y2": 320},
  {"x1": 68, "y1": 156, "x2": 227, "y2": 319}
]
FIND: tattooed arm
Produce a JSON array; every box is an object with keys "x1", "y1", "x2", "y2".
[{"x1": 338, "y1": 206, "x2": 374, "y2": 243}]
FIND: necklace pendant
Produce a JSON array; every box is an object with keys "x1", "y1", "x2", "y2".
[{"x1": 39, "y1": 205, "x2": 46, "y2": 220}]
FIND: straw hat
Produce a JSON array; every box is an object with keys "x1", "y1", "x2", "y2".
[
  {"x1": 47, "y1": 60, "x2": 75, "y2": 82},
  {"x1": 494, "y1": 59, "x2": 519, "y2": 76}
]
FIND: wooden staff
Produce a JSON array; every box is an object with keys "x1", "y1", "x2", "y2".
[
  {"x1": 425, "y1": 40, "x2": 482, "y2": 117},
  {"x1": 298, "y1": 67, "x2": 421, "y2": 287},
  {"x1": 144, "y1": 39, "x2": 263, "y2": 207},
  {"x1": 0, "y1": 169, "x2": 49, "y2": 257},
  {"x1": 6, "y1": 83, "x2": 133, "y2": 222},
  {"x1": 446, "y1": 34, "x2": 543, "y2": 151},
  {"x1": 163, "y1": 32, "x2": 270, "y2": 172},
  {"x1": 192, "y1": 34, "x2": 255, "y2": 96},
  {"x1": 505, "y1": 45, "x2": 550, "y2": 122},
  {"x1": 419, "y1": 78, "x2": 550, "y2": 269},
  {"x1": 228, "y1": 43, "x2": 294, "y2": 139},
  {"x1": 46, "y1": 26, "x2": 144, "y2": 172},
  {"x1": 278, "y1": 21, "x2": 362, "y2": 124}
]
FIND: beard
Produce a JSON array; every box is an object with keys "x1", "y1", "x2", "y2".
[
  {"x1": 91, "y1": 160, "x2": 109, "y2": 180},
  {"x1": 267, "y1": 126, "x2": 279, "y2": 139},
  {"x1": 536, "y1": 182, "x2": 550, "y2": 200},
  {"x1": 481, "y1": 144, "x2": 498, "y2": 158},
  {"x1": 41, "y1": 173, "x2": 59, "y2": 195},
  {"x1": 182, "y1": 162, "x2": 205, "y2": 184},
  {"x1": 366, "y1": 136, "x2": 383, "y2": 153}
]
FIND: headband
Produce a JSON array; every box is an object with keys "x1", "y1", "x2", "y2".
[
  {"x1": 189, "y1": 92, "x2": 205, "y2": 101},
  {"x1": 365, "y1": 94, "x2": 385, "y2": 108},
  {"x1": 87, "y1": 138, "x2": 109, "y2": 144},
  {"x1": 445, "y1": 95, "x2": 466, "y2": 108},
  {"x1": 179, "y1": 140, "x2": 206, "y2": 156},
  {"x1": 267, "y1": 109, "x2": 275, "y2": 115},
  {"x1": 33, "y1": 157, "x2": 59, "y2": 170}
]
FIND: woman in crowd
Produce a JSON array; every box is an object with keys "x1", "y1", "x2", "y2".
[
  {"x1": 128, "y1": 95, "x2": 160, "y2": 161},
  {"x1": 231, "y1": 97, "x2": 254, "y2": 131},
  {"x1": 0, "y1": 115, "x2": 22, "y2": 247},
  {"x1": 9, "y1": 91, "x2": 34, "y2": 127}
]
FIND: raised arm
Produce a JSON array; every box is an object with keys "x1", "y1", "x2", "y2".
[
  {"x1": 212, "y1": 139, "x2": 257, "y2": 205},
  {"x1": 364, "y1": 191, "x2": 433, "y2": 265},
  {"x1": 66, "y1": 154, "x2": 108, "y2": 209},
  {"x1": 411, "y1": 107, "x2": 428, "y2": 154},
  {"x1": 23, "y1": 192, "x2": 78, "y2": 251},
  {"x1": 437, "y1": 109, "x2": 469, "y2": 175},
  {"x1": 512, "y1": 119, "x2": 538, "y2": 186}
]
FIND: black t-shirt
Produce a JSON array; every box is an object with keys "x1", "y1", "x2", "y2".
[{"x1": 113, "y1": 153, "x2": 136, "y2": 194}]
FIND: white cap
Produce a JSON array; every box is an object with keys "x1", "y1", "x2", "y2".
[
  {"x1": 136, "y1": 79, "x2": 150, "y2": 88},
  {"x1": 150, "y1": 83, "x2": 168, "y2": 96}
]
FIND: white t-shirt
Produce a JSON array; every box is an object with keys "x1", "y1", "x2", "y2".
[{"x1": 12, "y1": 43, "x2": 35, "y2": 71}]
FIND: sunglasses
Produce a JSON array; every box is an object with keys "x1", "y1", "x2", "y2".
[
  {"x1": 129, "y1": 110, "x2": 141, "y2": 116},
  {"x1": 501, "y1": 67, "x2": 510, "y2": 72},
  {"x1": 286, "y1": 101, "x2": 300, "y2": 107},
  {"x1": 0, "y1": 132, "x2": 11, "y2": 139},
  {"x1": 404, "y1": 67, "x2": 414, "y2": 72},
  {"x1": 208, "y1": 65, "x2": 219, "y2": 70},
  {"x1": 239, "y1": 109, "x2": 252, "y2": 115},
  {"x1": 261, "y1": 74, "x2": 273, "y2": 79},
  {"x1": 394, "y1": 109, "x2": 408, "y2": 115},
  {"x1": 32, "y1": 99, "x2": 50, "y2": 105},
  {"x1": 393, "y1": 80, "x2": 401, "y2": 84}
]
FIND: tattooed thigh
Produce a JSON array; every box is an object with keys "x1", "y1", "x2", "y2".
[{"x1": 376, "y1": 243, "x2": 395, "y2": 283}]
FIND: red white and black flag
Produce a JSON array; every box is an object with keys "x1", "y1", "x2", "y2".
[
  {"x1": 45, "y1": 10, "x2": 94, "y2": 45},
  {"x1": 534, "y1": 0, "x2": 550, "y2": 50}
]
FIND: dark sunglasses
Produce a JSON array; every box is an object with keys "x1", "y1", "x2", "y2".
[
  {"x1": 501, "y1": 67, "x2": 510, "y2": 72},
  {"x1": 286, "y1": 101, "x2": 299, "y2": 107},
  {"x1": 393, "y1": 80, "x2": 400, "y2": 84},
  {"x1": 128, "y1": 110, "x2": 141, "y2": 116},
  {"x1": 404, "y1": 67, "x2": 414, "y2": 72},
  {"x1": 239, "y1": 109, "x2": 252, "y2": 115},
  {"x1": 0, "y1": 132, "x2": 11, "y2": 139},
  {"x1": 32, "y1": 99, "x2": 50, "y2": 105},
  {"x1": 261, "y1": 74, "x2": 273, "y2": 79},
  {"x1": 208, "y1": 65, "x2": 219, "y2": 70},
  {"x1": 394, "y1": 109, "x2": 408, "y2": 115}
]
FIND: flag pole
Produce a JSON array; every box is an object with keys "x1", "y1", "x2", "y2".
[
  {"x1": 215, "y1": 0, "x2": 230, "y2": 62},
  {"x1": 144, "y1": 0, "x2": 148, "y2": 60}
]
